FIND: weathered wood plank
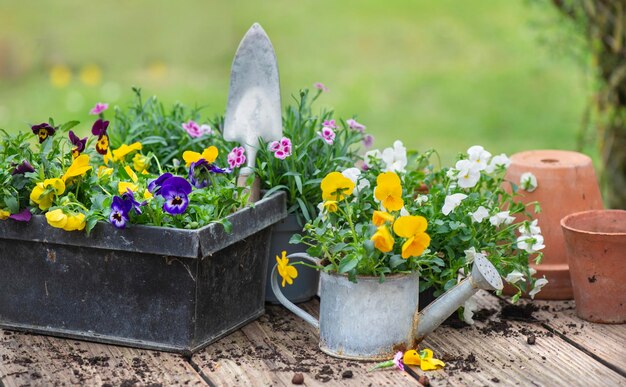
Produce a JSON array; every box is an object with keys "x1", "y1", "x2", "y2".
[
  {"x1": 406, "y1": 291, "x2": 626, "y2": 386},
  {"x1": 192, "y1": 300, "x2": 420, "y2": 386},
  {"x1": 0, "y1": 329, "x2": 207, "y2": 386},
  {"x1": 519, "y1": 298, "x2": 626, "y2": 374}
]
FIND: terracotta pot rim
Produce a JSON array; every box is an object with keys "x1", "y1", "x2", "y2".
[{"x1": 560, "y1": 209, "x2": 626, "y2": 236}]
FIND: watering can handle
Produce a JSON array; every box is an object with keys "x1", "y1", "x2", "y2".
[{"x1": 270, "y1": 253, "x2": 320, "y2": 329}]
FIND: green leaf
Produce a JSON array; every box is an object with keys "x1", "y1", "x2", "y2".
[
  {"x1": 389, "y1": 255, "x2": 405, "y2": 269},
  {"x1": 4, "y1": 196, "x2": 18, "y2": 213},
  {"x1": 59, "y1": 120, "x2": 80, "y2": 132},
  {"x1": 296, "y1": 197, "x2": 311, "y2": 222},
  {"x1": 294, "y1": 174, "x2": 303, "y2": 195},
  {"x1": 338, "y1": 256, "x2": 358, "y2": 273}
]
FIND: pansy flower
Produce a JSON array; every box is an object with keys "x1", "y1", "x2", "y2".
[
  {"x1": 372, "y1": 210, "x2": 394, "y2": 226},
  {"x1": 158, "y1": 176, "x2": 192, "y2": 215},
  {"x1": 147, "y1": 172, "x2": 172, "y2": 194},
  {"x1": 132, "y1": 153, "x2": 150, "y2": 173},
  {"x1": 118, "y1": 182, "x2": 138, "y2": 195},
  {"x1": 31, "y1": 123, "x2": 56, "y2": 143},
  {"x1": 182, "y1": 146, "x2": 218, "y2": 167},
  {"x1": 122, "y1": 189, "x2": 146, "y2": 215},
  {"x1": 0, "y1": 208, "x2": 32, "y2": 222},
  {"x1": 30, "y1": 178, "x2": 65, "y2": 210},
  {"x1": 62, "y1": 154, "x2": 92, "y2": 182},
  {"x1": 321, "y1": 172, "x2": 355, "y2": 201},
  {"x1": 11, "y1": 160, "x2": 35, "y2": 175},
  {"x1": 109, "y1": 196, "x2": 133, "y2": 229},
  {"x1": 188, "y1": 159, "x2": 229, "y2": 189},
  {"x1": 276, "y1": 250, "x2": 298, "y2": 287},
  {"x1": 112, "y1": 142, "x2": 142, "y2": 162},
  {"x1": 91, "y1": 119, "x2": 110, "y2": 155},
  {"x1": 45, "y1": 209, "x2": 86, "y2": 231},
  {"x1": 371, "y1": 225, "x2": 394, "y2": 253},
  {"x1": 227, "y1": 147, "x2": 246, "y2": 169},
  {"x1": 403, "y1": 349, "x2": 445, "y2": 371},
  {"x1": 374, "y1": 171, "x2": 404, "y2": 212},
  {"x1": 68, "y1": 130, "x2": 88, "y2": 158},
  {"x1": 393, "y1": 215, "x2": 431, "y2": 258}
]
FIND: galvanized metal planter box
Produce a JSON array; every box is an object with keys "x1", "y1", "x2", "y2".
[{"x1": 0, "y1": 192, "x2": 286, "y2": 355}]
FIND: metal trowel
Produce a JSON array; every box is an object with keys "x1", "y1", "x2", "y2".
[{"x1": 223, "y1": 23, "x2": 283, "y2": 202}]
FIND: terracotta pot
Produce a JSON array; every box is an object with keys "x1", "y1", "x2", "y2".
[
  {"x1": 504, "y1": 150, "x2": 603, "y2": 299},
  {"x1": 561, "y1": 210, "x2": 626, "y2": 323}
]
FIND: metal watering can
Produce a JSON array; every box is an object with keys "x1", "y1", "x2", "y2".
[{"x1": 271, "y1": 252, "x2": 503, "y2": 360}]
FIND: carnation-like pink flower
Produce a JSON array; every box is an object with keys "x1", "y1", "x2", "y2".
[
  {"x1": 318, "y1": 127, "x2": 335, "y2": 145},
  {"x1": 346, "y1": 118, "x2": 366, "y2": 132},
  {"x1": 363, "y1": 134, "x2": 374, "y2": 149},
  {"x1": 272, "y1": 137, "x2": 293, "y2": 160},
  {"x1": 227, "y1": 146, "x2": 246, "y2": 169},
  {"x1": 269, "y1": 141, "x2": 280, "y2": 152},
  {"x1": 322, "y1": 119, "x2": 337, "y2": 129},
  {"x1": 314, "y1": 82, "x2": 329, "y2": 92},
  {"x1": 182, "y1": 120, "x2": 209, "y2": 138},
  {"x1": 89, "y1": 102, "x2": 109, "y2": 115}
]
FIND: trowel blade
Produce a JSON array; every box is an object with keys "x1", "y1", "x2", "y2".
[{"x1": 223, "y1": 23, "x2": 283, "y2": 167}]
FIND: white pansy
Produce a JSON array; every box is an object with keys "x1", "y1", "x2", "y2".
[
  {"x1": 442, "y1": 193, "x2": 468, "y2": 215},
  {"x1": 400, "y1": 206, "x2": 410, "y2": 216},
  {"x1": 505, "y1": 270, "x2": 525, "y2": 284},
  {"x1": 489, "y1": 211, "x2": 515, "y2": 227},
  {"x1": 455, "y1": 159, "x2": 481, "y2": 189},
  {"x1": 415, "y1": 194, "x2": 429, "y2": 205},
  {"x1": 316, "y1": 201, "x2": 328, "y2": 221},
  {"x1": 529, "y1": 277, "x2": 549, "y2": 299},
  {"x1": 467, "y1": 145, "x2": 492, "y2": 171},
  {"x1": 342, "y1": 167, "x2": 370, "y2": 194},
  {"x1": 462, "y1": 295, "x2": 478, "y2": 325},
  {"x1": 516, "y1": 234, "x2": 545, "y2": 253},
  {"x1": 520, "y1": 172, "x2": 538, "y2": 192},
  {"x1": 446, "y1": 168, "x2": 457, "y2": 179},
  {"x1": 464, "y1": 246, "x2": 485, "y2": 264},
  {"x1": 519, "y1": 219, "x2": 541, "y2": 236},
  {"x1": 470, "y1": 206, "x2": 490, "y2": 223},
  {"x1": 381, "y1": 140, "x2": 407, "y2": 173},
  {"x1": 529, "y1": 267, "x2": 537, "y2": 276},
  {"x1": 365, "y1": 149, "x2": 382, "y2": 166},
  {"x1": 485, "y1": 153, "x2": 511, "y2": 174}
]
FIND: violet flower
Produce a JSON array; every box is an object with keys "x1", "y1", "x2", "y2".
[
  {"x1": 147, "y1": 172, "x2": 173, "y2": 194},
  {"x1": 159, "y1": 176, "x2": 192, "y2": 215},
  {"x1": 318, "y1": 127, "x2": 335, "y2": 145},
  {"x1": 109, "y1": 196, "x2": 132, "y2": 229},
  {"x1": 9, "y1": 209, "x2": 32, "y2": 222},
  {"x1": 363, "y1": 134, "x2": 374, "y2": 149},
  {"x1": 89, "y1": 102, "x2": 109, "y2": 115},
  {"x1": 122, "y1": 189, "x2": 146, "y2": 215},
  {"x1": 11, "y1": 160, "x2": 35, "y2": 175},
  {"x1": 91, "y1": 118, "x2": 109, "y2": 136},
  {"x1": 92, "y1": 119, "x2": 110, "y2": 156},
  {"x1": 188, "y1": 159, "x2": 229, "y2": 189},
  {"x1": 346, "y1": 118, "x2": 366, "y2": 132},
  {"x1": 31, "y1": 123, "x2": 55, "y2": 143},
  {"x1": 227, "y1": 147, "x2": 246, "y2": 169},
  {"x1": 69, "y1": 130, "x2": 87, "y2": 157}
]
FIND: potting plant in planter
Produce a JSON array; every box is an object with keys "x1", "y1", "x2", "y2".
[
  {"x1": 255, "y1": 87, "x2": 372, "y2": 303},
  {"x1": 0, "y1": 94, "x2": 287, "y2": 353},
  {"x1": 271, "y1": 144, "x2": 548, "y2": 360}
]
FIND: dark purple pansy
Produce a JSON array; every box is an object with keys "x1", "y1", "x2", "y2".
[
  {"x1": 188, "y1": 159, "x2": 230, "y2": 188},
  {"x1": 109, "y1": 196, "x2": 132, "y2": 229},
  {"x1": 148, "y1": 172, "x2": 173, "y2": 194},
  {"x1": 159, "y1": 176, "x2": 192, "y2": 215},
  {"x1": 122, "y1": 189, "x2": 146, "y2": 215},
  {"x1": 9, "y1": 209, "x2": 32, "y2": 222},
  {"x1": 69, "y1": 130, "x2": 88, "y2": 157},
  {"x1": 11, "y1": 160, "x2": 35, "y2": 175},
  {"x1": 91, "y1": 119, "x2": 109, "y2": 136},
  {"x1": 31, "y1": 123, "x2": 56, "y2": 143}
]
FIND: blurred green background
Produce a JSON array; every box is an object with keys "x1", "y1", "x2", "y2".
[{"x1": 0, "y1": 0, "x2": 586, "y2": 164}]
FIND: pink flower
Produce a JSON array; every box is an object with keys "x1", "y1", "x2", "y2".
[
  {"x1": 346, "y1": 118, "x2": 366, "y2": 132},
  {"x1": 89, "y1": 102, "x2": 109, "y2": 115},
  {"x1": 314, "y1": 82, "x2": 329, "y2": 92},
  {"x1": 323, "y1": 119, "x2": 337, "y2": 129},
  {"x1": 182, "y1": 120, "x2": 210, "y2": 138},
  {"x1": 272, "y1": 137, "x2": 292, "y2": 160},
  {"x1": 363, "y1": 134, "x2": 374, "y2": 149},
  {"x1": 318, "y1": 127, "x2": 335, "y2": 145},
  {"x1": 227, "y1": 146, "x2": 246, "y2": 169},
  {"x1": 393, "y1": 351, "x2": 404, "y2": 371}
]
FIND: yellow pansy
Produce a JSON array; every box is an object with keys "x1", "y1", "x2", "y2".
[
  {"x1": 182, "y1": 146, "x2": 218, "y2": 167},
  {"x1": 133, "y1": 153, "x2": 150, "y2": 173},
  {"x1": 320, "y1": 172, "x2": 355, "y2": 201},
  {"x1": 323, "y1": 200, "x2": 339, "y2": 213},
  {"x1": 393, "y1": 215, "x2": 431, "y2": 259},
  {"x1": 97, "y1": 166, "x2": 114, "y2": 178},
  {"x1": 45, "y1": 209, "x2": 68, "y2": 229},
  {"x1": 112, "y1": 142, "x2": 143, "y2": 162},
  {"x1": 374, "y1": 171, "x2": 404, "y2": 211},
  {"x1": 118, "y1": 182, "x2": 139, "y2": 195},
  {"x1": 371, "y1": 225, "x2": 394, "y2": 253},
  {"x1": 143, "y1": 190, "x2": 153, "y2": 200},
  {"x1": 30, "y1": 178, "x2": 66, "y2": 210},
  {"x1": 103, "y1": 148, "x2": 113, "y2": 165},
  {"x1": 0, "y1": 209, "x2": 10, "y2": 220},
  {"x1": 276, "y1": 250, "x2": 298, "y2": 287},
  {"x1": 403, "y1": 349, "x2": 445, "y2": 371},
  {"x1": 372, "y1": 210, "x2": 395, "y2": 226},
  {"x1": 124, "y1": 165, "x2": 138, "y2": 183},
  {"x1": 62, "y1": 154, "x2": 92, "y2": 182},
  {"x1": 63, "y1": 213, "x2": 86, "y2": 231}
]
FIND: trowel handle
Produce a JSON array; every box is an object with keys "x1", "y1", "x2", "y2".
[
  {"x1": 237, "y1": 167, "x2": 260, "y2": 202},
  {"x1": 271, "y1": 253, "x2": 320, "y2": 329}
]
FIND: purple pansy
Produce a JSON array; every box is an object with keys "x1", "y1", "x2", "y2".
[
  {"x1": 69, "y1": 130, "x2": 88, "y2": 157},
  {"x1": 109, "y1": 196, "x2": 132, "y2": 229},
  {"x1": 122, "y1": 189, "x2": 146, "y2": 215},
  {"x1": 159, "y1": 176, "x2": 192, "y2": 215},
  {"x1": 188, "y1": 159, "x2": 229, "y2": 189},
  {"x1": 318, "y1": 127, "x2": 335, "y2": 145},
  {"x1": 11, "y1": 160, "x2": 35, "y2": 175},
  {"x1": 9, "y1": 209, "x2": 32, "y2": 222},
  {"x1": 346, "y1": 118, "x2": 366, "y2": 132},
  {"x1": 147, "y1": 172, "x2": 173, "y2": 194},
  {"x1": 31, "y1": 123, "x2": 55, "y2": 143},
  {"x1": 89, "y1": 102, "x2": 109, "y2": 115},
  {"x1": 227, "y1": 147, "x2": 246, "y2": 169},
  {"x1": 91, "y1": 119, "x2": 109, "y2": 136}
]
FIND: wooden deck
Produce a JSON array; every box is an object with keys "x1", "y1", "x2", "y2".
[{"x1": 1, "y1": 291, "x2": 625, "y2": 386}]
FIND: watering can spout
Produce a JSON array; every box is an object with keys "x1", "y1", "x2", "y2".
[{"x1": 415, "y1": 254, "x2": 503, "y2": 341}]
